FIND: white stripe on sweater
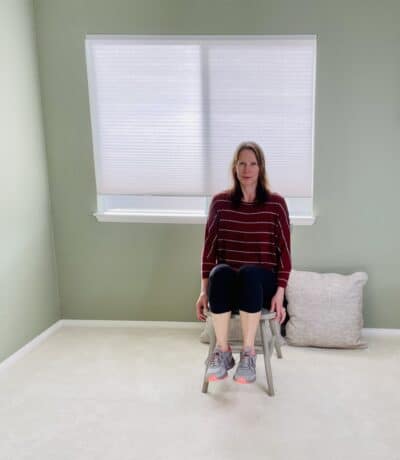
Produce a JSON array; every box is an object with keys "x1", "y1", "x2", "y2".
[{"x1": 219, "y1": 238, "x2": 275, "y2": 245}]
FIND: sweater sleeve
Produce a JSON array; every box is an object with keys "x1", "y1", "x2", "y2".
[
  {"x1": 276, "y1": 198, "x2": 292, "y2": 288},
  {"x1": 201, "y1": 196, "x2": 219, "y2": 279}
]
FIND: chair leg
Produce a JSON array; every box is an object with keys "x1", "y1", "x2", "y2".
[
  {"x1": 269, "y1": 318, "x2": 283, "y2": 359},
  {"x1": 260, "y1": 320, "x2": 275, "y2": 396},
  {"x1": 202, "y1": 319, "x2": 216, "y2": 393}
]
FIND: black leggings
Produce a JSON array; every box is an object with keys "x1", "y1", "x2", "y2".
[{"x1": 207, "y1": 263, "x2": 289, "y2": 335}]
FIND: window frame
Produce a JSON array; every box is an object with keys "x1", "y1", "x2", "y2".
[{"x1": 86, "y1": 34, "x2": 317, "y2": 225}]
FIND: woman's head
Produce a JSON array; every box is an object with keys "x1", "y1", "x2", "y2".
[{"x1": 229, "y1": 141, "x2": 270, "y2": 206}]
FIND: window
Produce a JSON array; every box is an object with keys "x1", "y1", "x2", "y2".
[{"x1": 85, "y1": 35, "x2": 316, "y2": 224}]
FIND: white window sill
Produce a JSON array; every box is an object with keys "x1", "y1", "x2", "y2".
[{"x1": 93, "y1": 211, "x2": 316, "y2": 225}]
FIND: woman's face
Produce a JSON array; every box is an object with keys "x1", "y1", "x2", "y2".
[{"x1": 235, "y1": 149, "x2": 260, "y2": 187}]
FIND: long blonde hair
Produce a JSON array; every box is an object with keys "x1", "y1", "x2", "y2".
[{"x1": 228, "y1": 141, "x2": 271, "y2": 207}]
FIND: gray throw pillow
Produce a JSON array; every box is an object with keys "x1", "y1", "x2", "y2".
[{"x1": 285, "y1": 270, "x2": 368, "y2": 349}]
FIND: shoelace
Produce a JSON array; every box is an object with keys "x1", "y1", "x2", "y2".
[
  {"x1": 238, "y1": 353, "x2": 256, "y2": 371},
  {"x1": 208, "y1": 351, "x2": 222, "y2": 367}
]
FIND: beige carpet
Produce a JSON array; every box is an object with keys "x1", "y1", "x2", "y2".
[{"x1": 0, "y1": 325, "x2": 399, "y2": 460}]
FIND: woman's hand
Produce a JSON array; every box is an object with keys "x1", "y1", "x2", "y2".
[
  {"x1": 196, "y1": 293, "x2": 209, "y2": 321},
  {"x1": 270, "y1": 287, "x2": 287, "y2": 325}
]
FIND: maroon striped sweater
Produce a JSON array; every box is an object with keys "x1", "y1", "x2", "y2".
[{"x1": 201, "y1": 190, "x2": 292, "y2": 288}]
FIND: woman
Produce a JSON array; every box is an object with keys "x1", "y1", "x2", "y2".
[{"x1": 196, "y1": 141, "x2": 291, "y2": 384}]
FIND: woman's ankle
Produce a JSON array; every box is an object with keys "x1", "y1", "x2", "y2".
[
  {"x1": 243, "y1": 345, "x2": 256, "y2": 354},
  {"x1": 216, "y1": 343, "x2": 231, "y2": 352}
]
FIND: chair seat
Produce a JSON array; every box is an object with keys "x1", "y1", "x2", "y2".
[
  {"x1": 206, "y1": 309, "x2": 276, "y2": 321},
  {"x1": 231, "y1": 309, "x2": 276, "y2": 320}
]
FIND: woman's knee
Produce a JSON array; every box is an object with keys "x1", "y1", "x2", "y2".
[
  {"x1": 209, "y1": 263, "x2": 236, "y2": 282},
  {"x1": 237, "y1": 265, "x2": 261, "y2": 283},
  {"x1": 238, "y1": 265, "x2": 276, "y2": 288}
]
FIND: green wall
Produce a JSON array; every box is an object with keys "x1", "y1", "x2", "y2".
[
  {"x1": 33, "y1": 0, "x2": 400, "y2": 327},
  {"x1": 0, "y1": 0, "x2": 60, "y2": 363}
]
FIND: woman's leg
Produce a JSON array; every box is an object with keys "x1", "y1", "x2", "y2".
[
  {"x1": 240, "y1": 311, "x2": 262, "y2": 350},
  {"x1": 212, "y1": 312, "x2": 231, "y2": 351},
  {"x1": 237, "y1": 266, "x2": 277, "y2": 351},
  {"x1": 208, "y1": 264, "x2": 237, "y2": 351}
]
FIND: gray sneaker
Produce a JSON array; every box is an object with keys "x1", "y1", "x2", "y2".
[
  {"x1": 233, "y1": 347, "x2": 257, "y2": 384},
  {"x1": 205, "y1": 345, "x2": 235, "y2": 382}
]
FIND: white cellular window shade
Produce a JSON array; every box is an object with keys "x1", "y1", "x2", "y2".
[{"x1": 85, "y1": 35, "x2": 316, "y2": 224}]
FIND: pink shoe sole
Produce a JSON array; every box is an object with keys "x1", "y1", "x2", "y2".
[
  {"x1": 234, "y1": 376, "x2": 254, "y2": 384},
  {"x1": 208, "y1": 374, "x2": 228, "y2": 382}
]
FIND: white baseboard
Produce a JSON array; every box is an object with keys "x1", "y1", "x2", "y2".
[
  {"x1": 0, "y1": 320, "x2": 64, "y2": 373},
  {"x1": 0, "y1": 319, "x2": 202, "y2": 373},
  {"x1": 60, "y1": 319, "x2": 202, "y2": 329},
  {"x1": 362, "y1": 328, "x2": 400, "y2": 336},
  {"x1": 1, "y1": 320, "x2": 398, "y2": 373}
]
